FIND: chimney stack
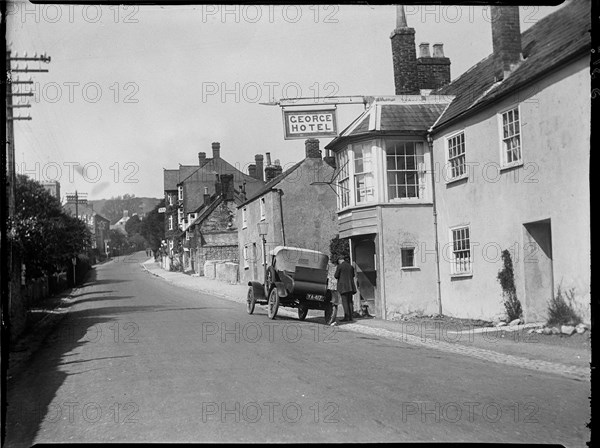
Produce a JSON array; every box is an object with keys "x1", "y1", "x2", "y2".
[
  {"x1": 220, "y1": 174, "x2": 234, "y2": 201},
  {"x1": 248, "y1": 164, "x2": 257, "y2": 179},
  {"x1": 264, "y1": 152, "x2": 280, "y2": 182},
  {"x1": 203, "y1": 186, "x2": 211, "y2": 206},
  {"x1": 198, "y1": 152, "x2": 207, "y2": 166},
  {"x1": 491, "y1": 6, "x2": 522, "y2": 80},
  {"x1": 254, "y1": 154, "x2": 264, "y2": 181},
  {"x1": 212, "y1": 142, "x2": 221, "y2": 159},
  {"x1": 214, "y1": 174, "x2": 222, "y2": 196},
  {"x1": 417, "y1": 42, "x2": 451, "y2": 91},
  {"x1": 264, "y1": 166, "x2": 277, "y2": 182},
  {"x1": 305, "y1": 138, "x2": 322, "y2": 159},
  {"x1": 390, "y1": 5, "x2": 419, "y2": 95},
  {"x1": 273, "y1": 160, "x2": 283, "y2": 178}
]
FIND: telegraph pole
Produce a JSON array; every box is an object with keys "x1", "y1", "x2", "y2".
[{"x1": 2, "y1": 46, "x2": 51, "y2": 364}]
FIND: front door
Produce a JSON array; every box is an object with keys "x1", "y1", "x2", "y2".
[{"x1": 354, "y1": 236, "x2": 377, "y2": 317}]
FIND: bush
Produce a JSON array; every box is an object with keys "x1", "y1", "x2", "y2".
[
  {"x1": 329, "y1": 235, "x2": 349, "y2": 264},
  {"x1": 497, "y1": 249, "x2": 522, "y2": 321},
  {"x1": 547, "y1": 286, "x2": 582, "y2": 326}
]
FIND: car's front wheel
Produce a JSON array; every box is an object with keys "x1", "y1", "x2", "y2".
[
  {"x1": 267, "y1": 288, "x2": 279, "y2": 319},
  {"x1": 246, "y1": 287, "x2": 256, "y2": 314}
]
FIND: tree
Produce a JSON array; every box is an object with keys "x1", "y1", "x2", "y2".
[
  {"x1": 100, "y1": 194, "x2": 142, "y2": 224},
  {"x1": 140, "y1": 200, "x2": 165, "y2": 254},
  {"x1": 10, "y1": 175, "x2": 92, "y2": 279},
  {"x1": 329, "y1": 235, "x2": 350, "y2": 264},
  {"x1": 125, "y1": 214, "x2": 142, "y2": 236}
]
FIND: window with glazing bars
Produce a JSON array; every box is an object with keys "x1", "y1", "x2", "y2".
[
  {"x1": 447, "y1": 132, "x2": 466, "y2": 179},
  {"x1": 354, "y1": 143, "x2": 375, "y2": 203},
  {"x1": 451, "y1": 227, "x2": 471, "y2": 275},
  {"x1": 387, "y1": 141, "x2": 424, "y2": 199},
  {"x1": 336, "y1": 150, "x2": 350, "y2": 208},
  {"x1": 501, "y1": 107, "x2": 521, "y2": 165}
]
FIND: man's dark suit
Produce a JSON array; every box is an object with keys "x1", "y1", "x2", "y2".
[{"x1": 334, "y1": 260, "x2": 356, "y2": 321}]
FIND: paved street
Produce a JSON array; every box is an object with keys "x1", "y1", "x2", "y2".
[{"x1": 5, "y1": 257, "x2": 590, "y2": 445}]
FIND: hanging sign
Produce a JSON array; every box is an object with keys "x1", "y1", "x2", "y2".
[{"x1": 282, "y1": 108, "x2": 338, "y2": 140}]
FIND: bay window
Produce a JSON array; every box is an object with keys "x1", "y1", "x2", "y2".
[
  {"x1": 353, "y1": 142, "x2": 375, "y2": 204},
  {"x1": 386, "y1": 141, "x2": 425, "y2": 200},
  {"x1": 336, "y1": 150, "x2": 350, "y2": 209}
]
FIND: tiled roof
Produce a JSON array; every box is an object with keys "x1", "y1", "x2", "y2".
[
  {"x1": 325, "y1": 98, "x2": 453, "y2": 150},
  {"x1": 380, "y1": 103, "x2": 449, "y2": 132},
  {"x1": 239, "y1": 159, "x2": 305, "y2": 206},
  {"x1": 164, "y1": 169, "x2": 178, "y2": 191},
  {"x1": 182, "y1": 162, "x2": 265, "y2": 212},
  {"x1": 432, "y1": 0, "x2": 590, "y2": 131}
]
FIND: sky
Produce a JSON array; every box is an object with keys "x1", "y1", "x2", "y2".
[{"x1": 7, "y1": 1, "x2": 566, "y2": 201}]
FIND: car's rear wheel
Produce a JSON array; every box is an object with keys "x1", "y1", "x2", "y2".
[
  {"x1": 267, "y1": 288, "x2": 279, "y2": 319},
  {"x1": 298, "y1": 302, "x2": 309, "y2": 321},
  {"x1": 246, "y1": 287, "x2": 256, "y2": 314}
]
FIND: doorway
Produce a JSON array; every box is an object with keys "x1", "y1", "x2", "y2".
[
  {"x1": 523, "y1": 219, "x2": 553, "y2": 322},
  {"x1": 354, "y1": 235, "x2": 378, "y2": 317}
]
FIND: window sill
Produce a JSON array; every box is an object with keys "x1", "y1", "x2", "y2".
[
  {"x1": 401, "y1": 266, "x2": 420, "y2": 271},
  {"x1": 451, "y1": 272, "x2": 473, "y2": 279},
  {"x1": 446, "y1": 174, "x2": 468, "y2": 185},
  {"x1": 500, "y1": 161, "x2": 523, "y2": 172}
]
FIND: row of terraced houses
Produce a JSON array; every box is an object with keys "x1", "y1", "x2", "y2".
[{"x1": 162, "y1": 2, "x2": 590, "y2": 324}]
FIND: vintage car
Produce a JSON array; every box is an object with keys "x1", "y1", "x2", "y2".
[{"x1": 247, "y1": 246, "x2": 338, "y2": 322}]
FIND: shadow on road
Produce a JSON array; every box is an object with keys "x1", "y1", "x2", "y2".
[{"x1": 5, "y1": 260, "x2": 172, "y2": 447}]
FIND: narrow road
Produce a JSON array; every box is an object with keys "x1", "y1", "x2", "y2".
[{"x1": 5, "y1": 254, "x2": 590, "y2": 445}]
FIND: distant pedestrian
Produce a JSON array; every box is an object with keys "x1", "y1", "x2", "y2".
[{"x1": 334, "y1": 256, "x2": 357, "y2": 322}]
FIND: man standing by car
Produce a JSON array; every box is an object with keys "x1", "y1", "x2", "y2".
[{"x1": 335, "y1": 255, "x2": 357, "y2": 322}]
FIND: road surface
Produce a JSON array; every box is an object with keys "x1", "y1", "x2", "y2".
[{"x1": 5, "y1": 254, "x2": 590, "y2": 445}]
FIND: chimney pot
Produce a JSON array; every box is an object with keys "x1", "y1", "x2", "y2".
[
  {"x1": 274, "y1": 159, "x2": 280, "y2": 166},
  {"x1": 212, "y1": 142, "x2": 221, "y2": 159},
  {"x1": 432, "y1": 43, "x2": 444, "y2": 58},
  {"x1": 419, "y1": 42, "x2": 430, "y2": 58},
  {"x1": 198, "y1": 152, "x2": 207, "y2": 166},
  {"x1": 265, "y1": 152, "x2": 272, "y2": 166},
  {"x1": 305, "y1": 139, "x2": 322, "y2": 159},
  {"x1": 248, "y1": 164, "x2": 256, "y2": 178}
]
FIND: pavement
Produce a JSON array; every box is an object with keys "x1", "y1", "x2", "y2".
[{"x1": 141, "y1": 257, "x2": 591, "y2": 382}]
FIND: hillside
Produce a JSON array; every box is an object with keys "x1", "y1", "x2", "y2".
[{"x1": 89, "y1": 196, "x2": 162, "y2": 223}]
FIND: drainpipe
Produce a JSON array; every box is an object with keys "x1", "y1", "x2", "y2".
[
  {"x1": 276, "y1": 189, "x2": 286, "y2": 245},
  {"x1": 427, "y1": 132, "x2": 443, "y2": 316}
]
